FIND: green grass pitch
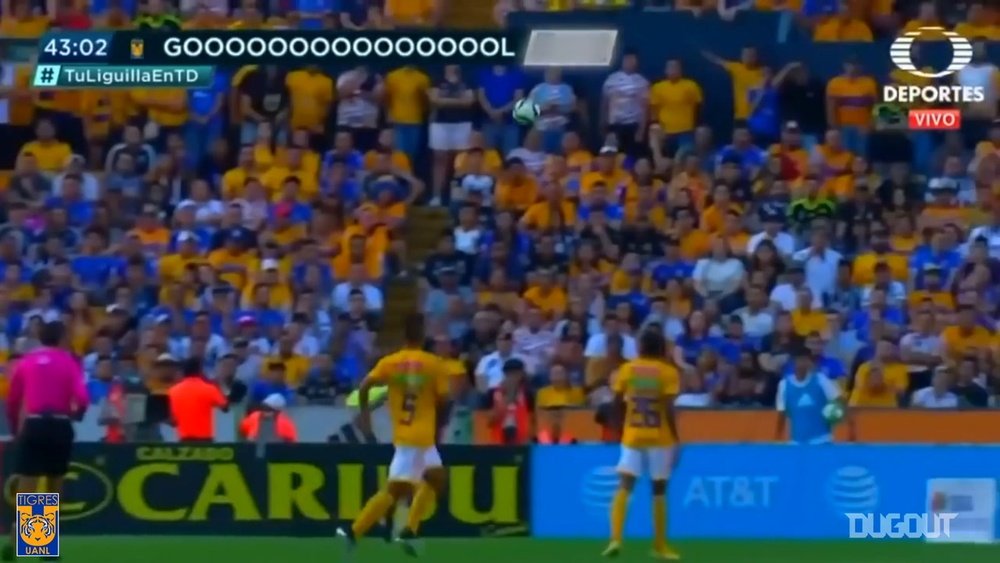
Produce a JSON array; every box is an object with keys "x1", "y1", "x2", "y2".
[{"x1": 59, "y1": 537, "x2": 1000, "y2": 563}]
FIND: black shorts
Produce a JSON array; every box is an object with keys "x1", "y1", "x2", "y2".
[{"x1": 15, "y1": 416, "x2": 75, "y2": 477}]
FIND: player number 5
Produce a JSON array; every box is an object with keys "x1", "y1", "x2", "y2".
[{"x1": 401, "y1": 392, "x2": 417, "y2": 425}]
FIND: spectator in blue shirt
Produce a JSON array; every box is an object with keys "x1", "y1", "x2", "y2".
[
  {"x1": 910, "y1": 232, "x2": 962, "y2": 289},
  {"x1": 47, "y1": 175, "x2": 95, "y2": 226},
  {"x1": 716, "y1": 127, "x2": 766, "y2": 179},
  {"x1": 478, "y1": 65, "x2": 526, "y2": 156},
  {"x1": 335, "y1": 0, "x2": 379, "y2": 29},
  {"x1": 249, "y1": 362, "x2": 294, "y2": 406},
  {"x1": 782, "y1": 332, "x2": 846, "y2": 381},
  {"x1": 185, "y1": 69, "x2": 228, "y2": 169},
  {"x1": 296, "y1": 0, "x2": 334, "y2": 28}
]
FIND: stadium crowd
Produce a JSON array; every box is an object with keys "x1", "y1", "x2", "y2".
[{"x1": 0, "y1": 0, "x2": 998, "y2": 444}]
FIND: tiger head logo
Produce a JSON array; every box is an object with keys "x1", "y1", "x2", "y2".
[{"x1": 19, "y1": 512, "x2": 56, "y2": 546}]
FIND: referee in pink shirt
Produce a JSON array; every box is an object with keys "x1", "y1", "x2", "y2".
[{"x1": 3, "y1": 321, "x2": 89, "y2": 561}]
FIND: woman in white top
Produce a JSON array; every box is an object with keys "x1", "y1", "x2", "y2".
[{"x1": 692, "y1": 238, "x2": 746, "y2": 312}]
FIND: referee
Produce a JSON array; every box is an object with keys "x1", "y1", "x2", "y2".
[{"x1": 3, "y1": 322, "x2": 89, "y2": 561}]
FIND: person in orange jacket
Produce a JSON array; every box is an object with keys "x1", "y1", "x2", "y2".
[{"x1": 240, "y1": 393, "x2": 298, "y2": 443}]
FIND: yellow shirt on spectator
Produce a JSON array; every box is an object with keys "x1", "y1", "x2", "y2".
[
  {"x1": 7, "y1": 65, "x2": 34, "y2": 126},
  {"x1": 851, "y1": 252, "x2": 908, "y2": 285},
  {"x1": 826, "y1": 75, "x2": 877, "y2": 129},
  {"x1": 791, "y1": 309, "x2": 829, "y2": 337},
  {"x1": 222, "y1": 167, "x2": 261, "y2": 200},
  {"x1": 907, "y1": 290, "x2": 954, "y2": 312},
  {"x1": 813, "y1": 17, "x2": 873, "y2": 42},
  {"x1": 208, "y1": 249, "x2": 253, "y2": 290},
  {"x1": 385, "y1": 0, "x2": 433, "y2": 24},
  {"x1": 522, "y1": 286, "x2": 568, "y2": 317},
  {"x1": 79, "y1": 90, "x2": 113, "y2": 139},
  {"x1": 18, "y1": 140, "x2": 71, "y2": 172},
  {"x1": 275, "y1": 147, "x2": 321, "y2": 178},
  {"x1": 261, "y1": 167, "x2": 319, "y2": 199},
  {"x1": 0, "y1": 16, "x2": 48, "y2": 37},
  {"x1": 363, "y1": 149, "x2": 412, "y2": 172},
  {"x1": 385, "y1": 67, "x2": 431, "y2": 125},
  {"x1": 849, "y1": 362, "x2": 907, "y2": 407},
  {"x1": 941, "y1": 325, "x2": 994, "y2": 360},
  {"x1": 286, "y1": 70, "x2": 334, "y2": 133},
  {"x1": 649, "y1": 78, "x2": 702, "y2": 134},
  {"x1": 953, "y1": 22, "x2": 999, "y2": 41},
  {"x1": 455, "y1": 149, "x2": 502, "y2": 175},
  {"x1": 265, "y1": 354, "x2": 310, "y2": 388},
  {"x1": 158, "y1": 254, "x2": 206, "y2": 283},
  {"x1": 521, "y1": 200, "x2": 577, "y2": 231},
  {"x1": 755, "y1": 0, "x2": 802, "y2": 9},
  {"x1": 536, "y1": 385, "x2": 585, "y2": 408},
  {"x1": 722, "y1": 61, "x2": 763, "y2": 120},
  {"x1": 134, "y1": 89, "x2": 188, "y2": 127}
]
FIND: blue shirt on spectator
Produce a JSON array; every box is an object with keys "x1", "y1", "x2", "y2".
[
  {"x1": 250, "y1": 380, "x2": 293, "y2": 405},
  {"x1": 187, "y1": 70, "x2": 228, "y2": 123},
  {"x1": 674, "y1": 333, "x2": 726, "y2": 365},
  {"x1": 297, "y1": 0, "x2": 333, "y2": 28},
  {"x1": 648, "y1": 258, "x2": 695, "y2": 287},
  {"x1": 47, "y1": 198, "x2": 94, "y2": 227},
  {"x1": 910, "y1": 246, "x2": 962, "y2": 289},
  {"x1": 747, "y1": 84, "x2": 780, "y2": 141},
  {"x1": 801, "y1": 0, "x2": 839, "y2": 17},
  {"x1": 716, "y1": 144, "x2": 767, "y2": 177},
  {"x1": 71, "y1": 255, "x2": 121, "y2": 288},
  {"x1": 334, "y1": 0, "x2": 376, "y2": 27},
  {"x1": 478, "y1": 66, "x2": 524, "y2": 122}
]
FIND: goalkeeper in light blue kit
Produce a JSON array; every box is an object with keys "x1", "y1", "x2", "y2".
[{"x1": 775, "y1": 347, "x2": 843, "y2": 444}]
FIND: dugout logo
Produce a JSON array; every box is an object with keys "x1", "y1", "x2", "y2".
[{"x1": 888, "y1": 27, "x2": 973, "y2": 78}]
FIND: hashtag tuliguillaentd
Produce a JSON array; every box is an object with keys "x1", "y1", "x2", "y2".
[{"x1": 45, "y1": 65, "x2": 215, "y2": 88}]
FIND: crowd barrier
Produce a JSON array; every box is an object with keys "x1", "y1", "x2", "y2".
[
  {"x1": 0, "y1": 444, "x2": 529, "y2": 537},
  {"x1": 474, "y1": 409, "x2": 1000, "y2": 443},
  {"x1": 531, "y1": 444, "x2": 999, "y2": 540},
  {"x1": 2, "y1": 443, "x2": 997, "y2": 540}
]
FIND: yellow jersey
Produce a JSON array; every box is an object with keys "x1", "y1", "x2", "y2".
[
  {"x1": 365, "y1": 348, "x2": 451, "y2": 448},
  {"x1": 613, "y1": 358, "x2": 680, "y2": 448}
]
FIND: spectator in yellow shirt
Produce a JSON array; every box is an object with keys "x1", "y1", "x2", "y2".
[
  {"x1": 384, "y1": 65, "x2": 431, "y2": 163},
  {"x1": 702, "y1": 47, "x2": 764, "y2": 122},
  {"x1": 536, "y1": 363, "x2": 585, "y2": 408},
  {"x1": 384, "y1": 0, "x2": 435, "y2": 26},
  {"x1": 813, "y1": 5, "x2": 874, "y2": 42},
  {"x1": 649, "y1": 59, "x2": 703, "y2": 151},
  {"x1": 285, "y1": 66, "x2": 334, "y2": 140},
  {"x1": 941, "y1": 304, "x2": 995, "y2": 360},
  {"x1": 17, "y1": 119, "x2": 72, "y2": 173},
  {"x1": 954, "y1": 2, "x2": 999, "y2": 41},
  {"x1": 0, "y1": 0, "x2": 48, "y2": 37},
  {"x1": 849, "y1": 339, "x2": 907, "y2": 408},
  {"x1": 133, "y1": 88, "x2": 188, "y2": 149}
]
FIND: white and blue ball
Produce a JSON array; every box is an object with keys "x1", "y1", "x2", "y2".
[{"x1": 512, "y1": 98, "x2": 540, "y2": 125}]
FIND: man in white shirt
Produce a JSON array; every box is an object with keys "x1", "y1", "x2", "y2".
[
  {"x1": 584, "y1": 315, "x2": 638, "y2": 359},
  {"x1": 792, "y1": 230, "x2": 842, "y2": 305},
  {"x1": 332, "y1": 265, "x2": 384, "y2": 313},
  {"x1": 601, "y1": 52, "x2": 650, "y2": 156},
  {"x1": 747, "y1": 219, "x2": 796, "y2": 257},
  {"x1": 734, "y1": 285, "x2": 775, "y2": 338},
  {"x1": 911, "y1": 367, "x2": 959, "y2": 409},
  {"x1": 474, "y1": 332, "x2": 526, "y2": 393},
  {"x1": 770, "y1": 263, "x2": 822, "y2": 311}
]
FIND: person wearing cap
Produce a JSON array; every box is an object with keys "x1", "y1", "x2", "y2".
[
  {"x1": 580, "y1": 146, "x2": 633, "y2": 201},
  {"x1": 239, "y1": 393, "x2": 298, "y2": 443},
  {"x1": 768, "y1": 120, "x2": 808, "y2": 180},
  {"x1": 919, "y1": 178, "x2": 966, "y2": 232},
  {"x1": 158, "y1": 230, "x2": 207, "y2": 284},
  {"x1": 167, "y1": 357, "x2": 230, "y2": 442},
  {"x1": 241, "y1": 258, "x2": 293, "y2": 310}
]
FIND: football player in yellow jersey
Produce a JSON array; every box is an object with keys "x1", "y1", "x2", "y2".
[
  {"x1": 337, "y1": 313, "x2": 452, "y2": 557},
  {"x1": 604, "y1": 330, "x2": 681, "y2": 560}
]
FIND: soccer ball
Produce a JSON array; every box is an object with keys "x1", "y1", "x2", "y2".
[
  {"x1": 512, "y1": 98, "x2": 539, "y2": 125},
  {"x1": 822, "y1": 402, "x2": 845, "y2": 424}
]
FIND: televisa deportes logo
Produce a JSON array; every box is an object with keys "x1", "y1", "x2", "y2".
[
  {"x1": 883, "y1": 27, "x2": 986, "y2": 105},
  {"x1": 846, "y1": 512, "x2": 958, "y2": 539}
]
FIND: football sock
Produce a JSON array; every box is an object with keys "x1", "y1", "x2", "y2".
[
  {"x1": 352, "y1": 490, "x2": 396, "y2": 537},
  {"x1": 652, "y1": 495, "x2": 667, "y2": 549},
  {"x1": 406, "y1": 482, "x2": 436, "y2": 534},
  {"x1": 610, "y1": 487, "x2": 631, "y2": 543}
]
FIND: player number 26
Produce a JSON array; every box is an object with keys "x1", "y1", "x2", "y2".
[{"x1": 629, "y1": 397, "x2": 661, "y2": 428}]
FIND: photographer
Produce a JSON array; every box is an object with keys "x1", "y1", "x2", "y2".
[{"x1": 487, "y1": 359, "x2": 536, "y2": 445}]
